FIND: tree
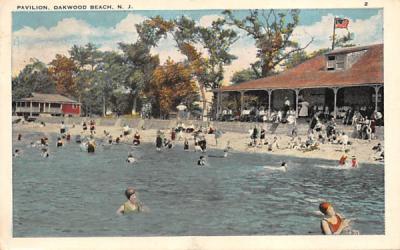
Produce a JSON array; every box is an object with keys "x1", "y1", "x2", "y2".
[
  {"x1": 48, "y1": 54, "x2": 78, "y2": 97},
  {"x1": 143, "y1": 15, "x2": 238, "y2": 119},
  {"x1": 332, "y1": 31, "x2": 356, "y2": 48},
  {"x1": 119, "y1": 41, "x2": 160, "y2": 115},
  {"x1": 223, "y1": 9, "x2": 313, "y2": 78},
  {"x1": 147, "y1": 59, "x2": 198, "y2": 118},
  {"x1": 12, "y1": 58, "x2": 55, "y2": 100},
  {"x1": 231, "y1": 68, "x2": 259, "y2": 84}
]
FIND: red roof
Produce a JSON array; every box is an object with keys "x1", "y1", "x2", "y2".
[{"x1": 220, "y1": 44, "x2": 383, "y2": 91}]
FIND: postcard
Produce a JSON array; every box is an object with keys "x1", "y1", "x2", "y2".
[{"x1": 1, "y1": 0, "x2": 399, "y2": 249}]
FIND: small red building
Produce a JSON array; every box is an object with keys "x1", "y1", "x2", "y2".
[{"x1": 14, "y1": 92, "x2": 81, "y2": 117}]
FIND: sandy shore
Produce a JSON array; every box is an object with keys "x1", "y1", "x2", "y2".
[{"x1": 13, "y1": 122, "x2": 384, "y2": 165}]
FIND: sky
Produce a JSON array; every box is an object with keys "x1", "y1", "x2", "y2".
[{"x1": 12, "y1": 8, "x2": 383, "y2": 83}]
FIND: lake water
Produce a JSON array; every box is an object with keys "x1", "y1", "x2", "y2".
[{"x1": 12, "y1": 132, "x2": 384, "y2": 237}]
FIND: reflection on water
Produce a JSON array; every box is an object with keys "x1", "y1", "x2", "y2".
[{"x1": 12, "y1": 133, "x2": 384, "y2": 236}]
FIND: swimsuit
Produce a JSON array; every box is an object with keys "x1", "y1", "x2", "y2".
[
  {"x1": 321, "y1": 215, "x2": 342, "y2": 234},
  {"x1": 123, "y1": 201, "x2": 141, "y2": 214}
]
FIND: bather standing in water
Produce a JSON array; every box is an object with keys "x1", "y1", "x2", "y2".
[
  {"x1": 156, "y1": 134, "x2": 163, "y2": 151},
  {"x1": 116, "y1": 187, "x2": 144, "y2": 215},
  {"x1": 319, "y1": 202, "x2": 350, "y2": 235}
]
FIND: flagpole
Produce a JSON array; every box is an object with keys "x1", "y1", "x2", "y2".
[{"x1": 332, "y1": 17, "x2": 336, "y2": 50}]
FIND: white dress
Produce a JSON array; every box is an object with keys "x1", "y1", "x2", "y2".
[{"x1": 299, "y1": 102, "x2": 309, "y2": 117}]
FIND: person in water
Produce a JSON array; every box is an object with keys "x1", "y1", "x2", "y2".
[
  {"x1": 41, "y1": 148, "x2": 49, "y2": 158},
  {"x1": 183, "y1": 137, "x2": 189, "y2": 151},
  {"x1": 56, "y1": 137, "x2": 63, "y2": 147},
  {"x1": 17, "y1": 133, "x2": 22, "y2": 141},
  {"x1": 351, "y1": 156, "x2": 359, "y2": 168},
  {"x1": 156, "y1": 134, "x2": 163, "y2": 151},
  {"x1": 126, "y1": 153, "x2": 136, "y2": 163},
  {"x1": 116, "y1": 187, "x2": 144, "y2": 215},
  {"x1": 13, "y1": 149, "x2": 20, "y2": 157},
  {"x1": 133, "y1": 131, "x2": 141, "y2": 145},
  {"x1": 223, "y1": 141, "x2": 231, "y2": 158},
  {"x1": 60, "y1": 121, "x2": 66, "y2": 135},
  {"x1": 319, "y1": 202, "x2": 350, "y2": 235},
  {"x1": 338, "y1": 149, "x2": 350, "y2": 166},
  {"x1": 87, "y1": 139, "x2": 96, "y2": 153},
  {"x1": 281, "y1": 161, "x2": 288, "y2": 171},
  {"x1": 197, "y1": 156, "x2": 206, "y2": 166}
]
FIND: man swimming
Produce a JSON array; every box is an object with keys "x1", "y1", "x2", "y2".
[
  {"x1": 197, "y1": 156, "x2": 206, "y2": 166},
  {"x1": 126, "y1": 154, "x2": 136, "y2": 164}
]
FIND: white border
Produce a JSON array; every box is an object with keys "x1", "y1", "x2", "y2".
[{"x1": 1, "y1": 0, "x2": 400, "y2": 249}]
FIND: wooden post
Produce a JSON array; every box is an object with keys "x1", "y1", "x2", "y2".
[
  {"x1": 374, "y1": 85, "x2": 381, "y2": 112},
  {"x1": 267, "y1": 89, "x2": 273, "y2": 117},
  {"x1": 332, "y1": 87, "x2": 339, "y2": 118},
  {"x1": 240, "y1": 91, "x2": 245, "y2": 113},
  {"x1": 216, "y1": 91, "x2": 222, "y2": 119},
  {"x1": 295, "y1": 89, "x2": 300, "y2": 118}
]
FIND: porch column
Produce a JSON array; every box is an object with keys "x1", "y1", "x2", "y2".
[
  {"x1": 30, "y1": 101, "x2": 32, "y2": 116},
  {"x1": 267, "y1": 89, "x2": 273, "y2": 117},
  {"x1": 240, "y1": 91, "x2": 245, "y2": 113},
  {"x1": 332, "y1": 87, "x2": 339, "y2": 119},
  {"x1": 216, "y1": 90, "x2": 222, "y2": 119},
  {"x1": 373, "y1": 85, "x2": 382, "y2": 112},
  {"x1": 295, "y1": 88, "x2": 300, "y2": 118}
]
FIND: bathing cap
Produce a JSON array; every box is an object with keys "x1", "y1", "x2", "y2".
[{"x1": 319, "y1": 202, "x2": 331, "y2": 214}]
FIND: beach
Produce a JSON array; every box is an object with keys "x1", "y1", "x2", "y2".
[{"x1": 13, "y1": 121, "x2": 384, "y2": 165}]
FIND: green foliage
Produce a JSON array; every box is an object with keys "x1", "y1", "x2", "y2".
[
  {"x1": 12, "y1": 59, "x2": 56, "y2": 100},
  {"x1": 231, "y1": 68, "x2": 259, "y2": 85},
  {"x1": 223, "y1": 9, "x2": 312, "y2": 78}
]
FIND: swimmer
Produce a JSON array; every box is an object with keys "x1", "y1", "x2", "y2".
[
  {"x1": 156, "y1": 134, "x2": 163, "y2": 151},
  {"x1": 66, "y1": 133, "x2": 71, "y2": 141},
  {"x1": 351, "y1": 156, "x2": 359, "y2": 168},
  {"x1": 41, "y1": 137, "x2": 48, "y2": 146},
  {"x1": 17, "y1": 134, "x2": 22, "y2": 141},
  {"x1": 116, "y1": 187, "x2": 144, "y2": 215},
  {"x1": 197, "y1": 156, "x2": 206, "y2": 166},
  {"x1": 115, "y1": 137, "x2": 120, "y2": 144},
  {"x1": 281, "y1": 161, "x2": 288, "y2": 171},
  {"x1": 183, "y1": 137, "x2": 189, "y2": 151},
  {"x1": 75, "y1": 135, "x2": 82, "y2": 143},
  {"x1": 133, "y1": 131, "x2": 141, "y2": 145},
  {"x1": 126, "y1": 154, "x2": 136, "y2": 164},
  {"x1": 223, "y1": 141, "x2": 231, "y2": 158},
  {"x1": 41, "y1": 148, "x2": 49, "y2": 158},
  {"x1": 338, "y1": 149, "x2": 349, "y2": 166},
  {"x1": 60, "y1": 121, "x2": 66, "y2": 134},
  {"x1": 13, "y1": 149, "x2": 20, "y2": 157},
  {"x1": 87, "y1": 140, "x2": 96, "y2": 153},
  {"x1": 56, "y1": 137, "x2": 63, "y2": 147},
  {"x1": 319, "y1": 202, "x2": 350, "y2": 235}
]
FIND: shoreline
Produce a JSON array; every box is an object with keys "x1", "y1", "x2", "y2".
[{"x1": 12, "y1": 122, "x2": 384, "y2": 165}]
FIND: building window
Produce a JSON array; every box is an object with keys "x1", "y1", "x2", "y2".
[
  {"x1": 335, "y1": 55, "x2": 345, "y2": 70},
  {"x1": 326, "y1": 54, "x2": 346, "y2": 71},
  {"x1": 327, "y1": 56, "x2": 336, "y2": 70}
]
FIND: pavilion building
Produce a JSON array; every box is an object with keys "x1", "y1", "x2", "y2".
[
  {"x1": 13, "y1": 92, "x2": 81, "y2": 117},
  {"x1": 215, "y1": 44, "x2": 383, "y2": 120}
]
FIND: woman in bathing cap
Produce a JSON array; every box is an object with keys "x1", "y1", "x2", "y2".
[
  {"x1": 319, "y1": 202, "x2": 350, "y2": 235},
  {"x1": 116, "y1": 187, "x2": 144, "y2": 215}
]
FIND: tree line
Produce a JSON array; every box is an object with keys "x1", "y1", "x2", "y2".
[{"x1": 12, "y1": 9, "x2": 354, "y2": 118}]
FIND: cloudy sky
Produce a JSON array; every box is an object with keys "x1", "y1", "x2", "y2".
[{"x1": 12, "y1": 9, "x2": 383, "y2": 83}]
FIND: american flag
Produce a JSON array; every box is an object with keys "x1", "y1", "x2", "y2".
[{"x1": 335, "y1": 18, "x2": 349, "y2": 29}]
